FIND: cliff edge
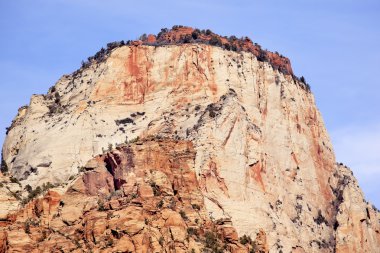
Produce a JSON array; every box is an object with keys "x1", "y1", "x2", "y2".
[{"x1": 1, "y1": 27, "x2": 379, "y2": 252}]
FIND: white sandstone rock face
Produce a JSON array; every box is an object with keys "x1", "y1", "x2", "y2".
[
  {"x1": 2, "y1": 44, "x2": 379, "y2": 252},
  {"x1": 333, "y1": 164, "x2": 380, "y2": 253},
  {"x1": 0, "y1": 174, "x2": 22, "y2": 220}
]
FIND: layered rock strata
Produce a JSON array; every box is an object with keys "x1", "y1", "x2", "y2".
[
  {"x1": 1, "y1": 27, "x2": 379, "y2": 252},
  {"x1": 0, "y1": 140, "x2": 267, "y2": 253}
]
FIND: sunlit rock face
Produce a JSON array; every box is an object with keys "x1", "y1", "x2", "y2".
[{"x1": 1, "y1": 27, "x2": 379, "y2": 252}]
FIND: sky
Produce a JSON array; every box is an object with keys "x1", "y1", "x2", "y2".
[{"x1": 0, "y1": 0, "x2": 379, "y2": 207}]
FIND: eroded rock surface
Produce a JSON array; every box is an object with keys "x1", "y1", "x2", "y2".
[
  {"x1": 332, "y1": 164, "x2": 380, "y2": 253},
  {"x1": 1, "y1": 27, "x2": 379, "y2": 252},
  {"x1": 0, "y1": 140, "x2": 262, "y2": 252}
]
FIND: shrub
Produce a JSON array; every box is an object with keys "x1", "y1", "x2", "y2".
[
  {"x1": 9, "y1": 189, "x2": 22, "y2": 201},
  {"x1": 183, "y1": 34, "x2": 192, "y2": 43},
  {"x1": 106, "y1": 41, "x2": 123, "y2": 51},
  {"x1": 22, "y1": 186, "x2": 43, "y2": 204},
  {"x1": 24, "y1": 218, "x2": 39, "y2": 234},
  {"x1": 314, "y1": 210, "x2": 328, "y2": 225},
  {"x1": 139, "y1": 33, "x2": 147, "y2": 41},
  {"x1": 192, "y1": 204, "x2": 201, "y2": 210},
  {"x1": 24, "y1": 221, "x2": 31, "y2": 234},
  {"x1": 33, "y1": 186, "x2": 42, "y2": 196},
  {"x1": 192, "y1": 31, "x2": 199, "y2": 40},
  {"x1": 150, "y1": 182, "x2": 160, "y2": 196},
  {"x1": 157, "y1": 28, "x2": 168, "y2": 39},
  {"x1": 157, "y1": 199, "x2": 164, "y2": 209},
  {"x1": 179, "y1": 210, "x2": 188, "y2": 220},
  {"x1": 204, "y1": 231, "x2": 224, "y2": 252},
  {"x1": 257, "y1": 51, "x2": 268, "y2": 62},
  {"x1": 25, "y1": 184, "x2": 32, "y2": 193},
  {"x1": 106, "y1": 236, "x2": 114, "y2": 247},
  {"x1": 187, "y1": 227, "x2": 198, "y2": 236},
  {"x1": 209, "y1": 36, "x2": 222, "y2": 46},
  {"x1": 158, "y1": 236, "x2": 164, "y2": 246},
  {"x1": 115, "y1": 117, "x2": 134, "y2": 125},
  {"x1": 228, "y1": 35, "x2": 238, "y2": 42},
  {"x1": 10, "y1": 177, "x2": 20, "y2": 185},
  {"x1": 98, "y1": 199, "x2": 106, "y2": 211},
  {"x1": 42, "y1": 182, "x2": 54, "y2": 191},
  {"x1": 239, "y1": 235, "x2": 253, "y2": 245}
]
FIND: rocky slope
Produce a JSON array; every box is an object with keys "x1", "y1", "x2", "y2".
[
  {"x1": 1, "y1": 26, "x2": 379, "y2": 252},
  {"x1": 1, "y1": 139, "x2": 268, "y2": 252}
]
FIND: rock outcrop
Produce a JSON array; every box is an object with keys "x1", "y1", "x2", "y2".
[
  {"x1": 1, "y1": 26, "x2": 379, "y2": 252},
  {"x1": 0, "y1": 140, "x2": 263, "y2": 252},
  {"x1": 332, "y1": 164, "x2": 380, "y2": 253}
]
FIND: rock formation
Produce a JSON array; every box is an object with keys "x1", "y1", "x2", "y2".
[{"x1": 1, "y1": 26, "x2": 379, "y2": 252}]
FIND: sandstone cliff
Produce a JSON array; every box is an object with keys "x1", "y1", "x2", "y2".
[
  {"x1": 1, "y1": 26, "x2": 379, "y2": 252},
  {"x1": 1, "y1": 140, "x2": 267, "y2": 252}
]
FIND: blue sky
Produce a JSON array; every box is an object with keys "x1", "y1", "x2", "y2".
[{"x1": 0, "y1": 0, "x2": 379, "y2": 207}]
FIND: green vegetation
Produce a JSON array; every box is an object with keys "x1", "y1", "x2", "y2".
[
  {"x1": 150, "y1": 181, "x2": 160, "y2": 196},
  {"x1": 191, "y1": 204, "x2": 201, "y2": 210},
  {"x1": 21, "y1": 183, "x2": 55, "y2": 205},
  {"x1": 21, "y1": 186, "x2": 42, "y2": 205},
  {"x1": 158, "y1": 236, "x2": 164, "y2": 246},
  {"x1": 98, "y1": 199, "x2": 106, "y2": 211},
  {"x1": 240, "y1": 234, "x2": 253, "y2": 245},
  {"x1": 203, "y1": 231, "x2": 225, "y2": 253},
  {"x1": 179, "y1": 210, "x2": 188, "y2": 220},
  {"x1": 10, "y1": 176, "x2": 20, "y2": 185},
  {"x1": 187, "y1": 227, "x2": 198, "y2": 237},
  {"x1": 191, "y1": 30, "x2": 199, "y2": 40},
  {"x1": 314, "y1": 210, "x2": 328, "y2": 225},
  {"x1": 24, "y1": 218, "x2": 39, "y2": 234},
  {"x1": 24, "y1": 220, "x2": 31, "y2": 234},
  {"x1": 157, "y1": 199, "x2": 164, "y2": 209},
  {"x1": 1, "y1": 156, "x2": 8, "y2": 174},
  {"x1": 25, "y1": 184, "x2": 32, "y2": 193},
  {"x1": 239, "y1": 235, "x2": 258, "y2": 253}
]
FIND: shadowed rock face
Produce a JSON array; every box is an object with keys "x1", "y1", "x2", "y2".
[{"x1": 1, "y1": 27, "x2": 379, "y2": 252}]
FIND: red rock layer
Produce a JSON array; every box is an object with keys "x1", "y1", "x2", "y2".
[
  {"x1": 0, "y1": 139, "x2": 268, "y2": 253},
  {"x1": 138, "y1": 26, "x2": 293, "y2": 76}
]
